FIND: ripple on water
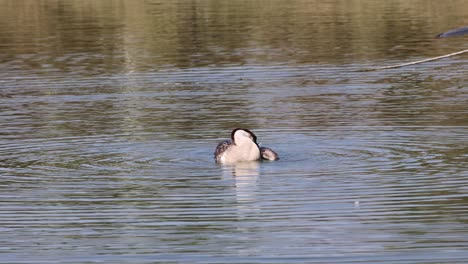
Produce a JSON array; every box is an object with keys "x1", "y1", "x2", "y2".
[
  {"x1": 1, "y1": 121, "x2": 467, "y2": 263},
  {"x1": 1, "y1": 0, "x2": 467, "y2": 261}
]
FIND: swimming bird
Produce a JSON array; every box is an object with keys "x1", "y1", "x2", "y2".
[
  {"x1": 214, "y1": 128, "x2": 279, "y2": 163},
  {"x1": 436, "y1": 26, "x2": 468, "y2": 38}
]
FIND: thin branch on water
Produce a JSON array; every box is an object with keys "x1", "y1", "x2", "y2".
[{"x1": 360, "y1": 48, "x2": 468, "y2": 72}]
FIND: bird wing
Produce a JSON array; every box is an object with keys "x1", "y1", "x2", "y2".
[
  {"x1": 260, "y1": 146, "x2": 279, "y2": 161},
  {"x1": 214, "y1": 140, "x2": 232, "y2": 162}
]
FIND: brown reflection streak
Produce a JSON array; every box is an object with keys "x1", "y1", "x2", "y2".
[{"x1": 1, "y1": 0, "x2": 468, "y2": 70}]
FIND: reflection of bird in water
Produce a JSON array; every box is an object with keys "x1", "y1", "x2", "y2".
[
  {"x1": 437, "y1": 26, "x2": 468, "y2": 38},
  {"x1": 214, "y1": 128, "x2": 279, "y2": 164}
]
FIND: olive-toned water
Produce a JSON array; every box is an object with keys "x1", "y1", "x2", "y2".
[{"x1": 1, "y1": 1, "x2": 467, "y2": 263}]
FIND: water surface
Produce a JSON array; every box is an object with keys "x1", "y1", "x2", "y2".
[{"x1": 0, "y1": 0, "x2": 467, "y2": 263}]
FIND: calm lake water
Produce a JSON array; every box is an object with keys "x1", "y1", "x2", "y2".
[{"x1": 1, "y1": 0, "x2": 467, "y2": 263}]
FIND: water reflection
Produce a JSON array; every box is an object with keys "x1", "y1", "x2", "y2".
[
  {"x1": 222, "y1": 162, "x2": 260, "y2": 213},
  {"x1": 0, "y1": 0, "x2": 467, "y2": 263},
  {"x1": 1, "y1": 0, "x2": 467, "y2": 72}
]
